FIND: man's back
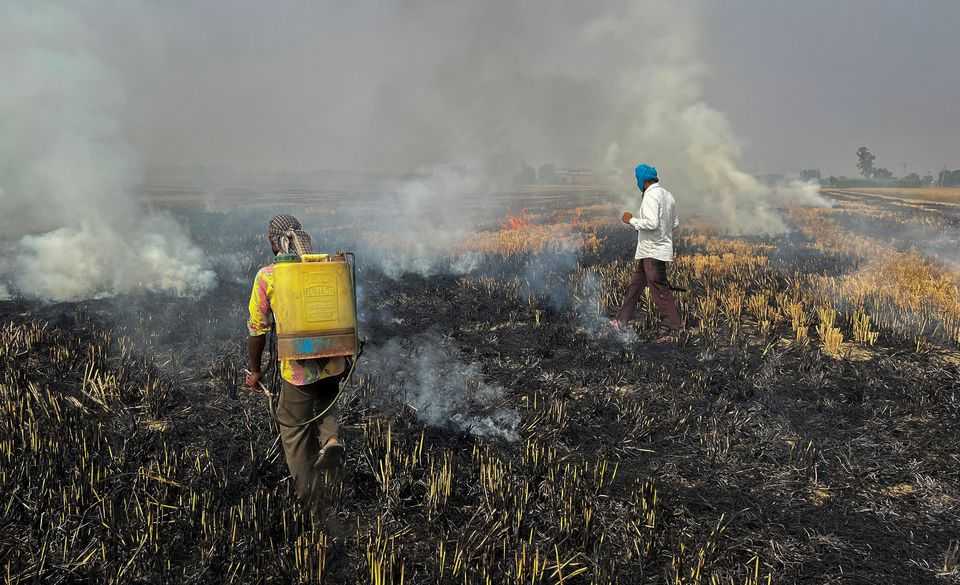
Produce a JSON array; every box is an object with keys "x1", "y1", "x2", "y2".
[
  {"x1": 248, "y1": 262, "x2": 345, "y2": 385},
  {"x1": 631, "y1": 183, "x2": 678, "y2": 262}
]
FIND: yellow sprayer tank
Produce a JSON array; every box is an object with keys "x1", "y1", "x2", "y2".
[{"x1": 271, "y1": 252, "x2": 358, "y2": 360}]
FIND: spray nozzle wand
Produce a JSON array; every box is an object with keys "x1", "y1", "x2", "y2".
[{"x1": 241, "y1": 368, "x2": 275, "y2": 397}]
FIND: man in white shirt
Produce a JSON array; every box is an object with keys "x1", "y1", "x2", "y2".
[{"x1": 610, "y1": 164, "x2": 682, "y2": 338}]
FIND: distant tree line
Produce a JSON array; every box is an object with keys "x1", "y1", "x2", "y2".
[
  {"x1": 822, "y1": 146, "x2": 945, "y2": 188},
  {"x1": 938, "y1": 169, "x2": 960, "y2": 187}
]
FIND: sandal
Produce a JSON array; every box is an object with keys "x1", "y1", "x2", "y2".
[{"x1": 318, "y1": 440, "x2": 346, "y2": 469}]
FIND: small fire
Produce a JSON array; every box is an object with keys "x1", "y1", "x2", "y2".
[
  {"x1": 502, "y1": 209, "x2": 532, "y2": 231},
  {"x1": 571, "y1": 207, "x2": 583, "y2": 227}
]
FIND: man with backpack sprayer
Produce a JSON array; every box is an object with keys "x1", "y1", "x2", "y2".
[{"x1": 244, "y1": 214, "x2": 359, "y2": 502}]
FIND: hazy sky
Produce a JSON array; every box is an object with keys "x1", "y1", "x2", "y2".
[
  {"x1": 9, "y1": 0, "x2": 950, "y2": 300},
  {"x1": 702, "y1": 1, "x2": 960, "y2": 177},
  {"x1": 87, "y1": 0, "x2": 959, "y2": 178}
]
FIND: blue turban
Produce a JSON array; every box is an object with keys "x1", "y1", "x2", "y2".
[{"x1": 634, "y1": 164, "x2": 658, "y2": 188}]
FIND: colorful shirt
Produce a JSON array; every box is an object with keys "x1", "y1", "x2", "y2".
[{"x1": 247, "y1": 263, "x2": 346, "y2": 385}]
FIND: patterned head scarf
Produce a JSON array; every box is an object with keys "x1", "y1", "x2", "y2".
[{"x1": 268, "y1": 214, "x2": 313, "y2": 257}]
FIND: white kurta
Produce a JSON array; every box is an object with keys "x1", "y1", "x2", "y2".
[{"x1": 628, "y1": 182, "x2": 679, "y2": 262}]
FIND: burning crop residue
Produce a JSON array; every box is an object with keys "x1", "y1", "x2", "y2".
[
  {"x1": 502, "y1": 208, "x2": 533, "y2": 231},
  {"x1": 464, "y1": 206, "x2": 609, "y2": 259},
  {"x1": 2, "y1": 194, "x2": 960, "y2": 584}
]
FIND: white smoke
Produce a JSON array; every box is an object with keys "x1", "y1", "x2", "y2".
[
  {"x1": 0, "y1": 0, "x2": 836, "y2": 294},
  {"x1": 589, "y1": 4, "x2": 830, "y2": 233},
  {"x1": 574, "y1": 270, "x2": 638, "y2": 343},
  {"x1": 362, "y1": 164, "x2": 496, "y2": 278},
  {"x1": 333, "y1": 0, "x2": 831, "y2": 264},
  {"x1": 14, "y1": 216, "x2": 215, "y2": 300},
  {"x1": 0, "y1": 1, "x2": 215, "y2": 301},
  {"x1": 366, "y1": 332, "x2": 520, "y2": 442}
]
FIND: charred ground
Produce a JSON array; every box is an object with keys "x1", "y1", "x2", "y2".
[{"x1": 1, "y1": 194, "x2": 959, "y2": 584}]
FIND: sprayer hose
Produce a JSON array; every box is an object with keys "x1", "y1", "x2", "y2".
[
  {"x1": 265, "y1": 356, "x2": 356, "y2": 429},
  {"x1": 253, "y1": 326, "x2": 361, "y2": 431}
]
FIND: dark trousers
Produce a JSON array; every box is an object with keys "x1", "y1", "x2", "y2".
[
  {"x1": 616, "y1": 258, "x2": 682, "y2": 330},
  {"x1": 276, "y1": 376, "x2": 340, "y2": 500}
]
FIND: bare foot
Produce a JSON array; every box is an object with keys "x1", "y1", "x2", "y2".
[{"x1": 609, "y1": 319, "x2": 624, "y2": 332}]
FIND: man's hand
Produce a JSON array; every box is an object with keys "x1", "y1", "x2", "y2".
[
  {"x1": 247, "y1": 335, "x2": 266, "y2": 387},
  {"x1": 622, "y1": 211, "x2": 633, "y2": 224},
  {"x1": 244, "y1": 369, "x2": 263, "y2": 389}
]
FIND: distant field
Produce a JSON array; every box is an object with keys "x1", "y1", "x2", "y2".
[
  {"x1": 139, "y1": 184, "x2": 608, "y2": 211},
  {"x1": 825, "y1": 187, "x2": 960, "y2": 204}
]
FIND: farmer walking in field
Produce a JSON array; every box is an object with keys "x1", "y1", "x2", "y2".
[
  {"x1": 611, "y1": 164, "x2": 683, "y2": 341},
  {"x1": 245, "y1": 214, "x2": 348, "y2": 502}
]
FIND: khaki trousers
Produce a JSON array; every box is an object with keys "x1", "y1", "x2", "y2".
[{"x1": 275, "y1": 376, "x2": 340, "y2": 501}]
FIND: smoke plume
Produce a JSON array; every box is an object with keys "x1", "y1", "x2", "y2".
[
  {"x1": 358, "y1": 164, "x2": 496, "y2": 278},
  {"x1": 105, "y1": 2, "x2": 827, "y2": 262},
  {"x1": 0, "y1": 1, "x2": 835, "y2": 295},
  {"x1": 0, "y1": 2, "x2": 214, "y2": 301},
  {"x1": 586, "y1": 5, "x2": 829, "y2": 233},
  {"x1": 365, "y1": 332, "x2": 520, "y2": 442}
]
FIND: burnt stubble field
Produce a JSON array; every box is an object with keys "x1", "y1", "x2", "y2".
[{"x1": 2, "y1": 192, "x2": 959, "y2": 584}]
